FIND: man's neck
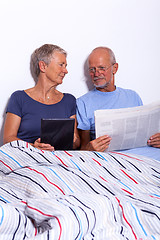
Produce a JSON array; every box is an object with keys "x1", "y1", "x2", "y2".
[{"x1": 96, "y1": 85, "x2": 116, "y2": 92}]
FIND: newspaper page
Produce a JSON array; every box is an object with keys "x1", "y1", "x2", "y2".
[{"x1": 94, "y1": 101, "x2": 160, "y2": 151}]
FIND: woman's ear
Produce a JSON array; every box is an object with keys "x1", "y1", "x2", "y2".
[
  {"x1": 39, "y1": 61, "x2": 47, "y2": 73},
  {"x1": 113, "y1": 63, "x2": 118, "y2": 74}
]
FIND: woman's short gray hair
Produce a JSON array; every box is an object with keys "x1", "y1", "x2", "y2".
[{"x1": 30, "y1": 44, "x2": 67, "y2": 80}]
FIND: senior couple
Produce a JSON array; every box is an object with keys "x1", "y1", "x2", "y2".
[{"x1": 3, "y1": 44, "x2": 160, "y2": 158}]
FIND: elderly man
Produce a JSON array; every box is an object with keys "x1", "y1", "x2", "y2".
[{"x1": 76, "y1": 46, "x2": 160, "y2": 154}]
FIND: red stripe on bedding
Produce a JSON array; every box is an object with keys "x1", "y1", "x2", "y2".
[
  {"x1": 115, "y1": 197, "x2": 137, "y2": 240},
  {"x1": 99, "y1": 176, "x2": 108, "y2": 182},
  {"x1": 0, "y1": 160, "x2": 13, "y2": 171},
  {"x1": 64, "y1": 151, "x2": 72, "y2": 157},
  {"x1": 54, "y1": 154, "x2": 68, "y2": 167},
  {"x1": 21, "y1": 201, "x2": 62, "y2": 239},
  {"x1": 31, "y1": 218, "x2": 38, "y2": 236},
  {"x1": 110, "y1": 152, "x2": 144, "y2": 161},
  {"x1": 121, "y1": 188, "x2": 133, "y2": 195},
  {"x1": 92, "y1": 158, "x2": 102, "y2": 166},
  {"x1": 150, "y1": 195, "x2": 160, "y2": 200},
  {"x1": 120, "y1": 169, "x2": 138, "y2": 184},
  {"x1": 27, "y1": 167, "x2": 65, "y2": 195}
]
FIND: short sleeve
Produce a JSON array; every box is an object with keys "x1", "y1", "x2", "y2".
[
  {"x1": 6, "y1": 91, "x2": 23, "y2": 117},
  {"x1": 64, "y1": 93, "x2": 76, "y2": 116},
  {"x1": 76, "y1": 98, "x2": 90, "y2": 130},
  {"x1": 135, "y1": 92, "x2": 143, "y2": 106},
  {"x1": 70, "y1": 95, "x2": 76, "y2": 116}
]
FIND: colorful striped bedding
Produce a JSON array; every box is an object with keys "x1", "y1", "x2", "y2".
[{"x1": 0, "y1": 140, "x2": 159, "y2": 239}]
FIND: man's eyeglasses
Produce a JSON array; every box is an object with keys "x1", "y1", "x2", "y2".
[{"x1": 89, "y1": 64, "x2": 115, "y2": 74}]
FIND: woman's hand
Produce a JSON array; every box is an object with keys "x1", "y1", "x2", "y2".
[{"x1": 32, "y1": 138, "x2": 55, "y2": 151}]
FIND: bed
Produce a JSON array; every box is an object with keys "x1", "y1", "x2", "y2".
[{"x1": 0, "y1": 140, "x2": 159, "y2": 239}]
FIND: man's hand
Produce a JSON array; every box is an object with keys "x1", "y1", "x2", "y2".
[
  {"x1": 86, "y1": 135, "x2": 111, "y2": 151},
  {"x1": 147, "y1": 133, "x2": 160, "y2": 148},
  {"x1": 32, "y1": 138, "x2": 55, "y2": 151}
]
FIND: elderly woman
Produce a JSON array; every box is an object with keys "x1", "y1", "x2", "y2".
[{"x1": 3, "y1": 44, "x2": 80, "y2": 151}]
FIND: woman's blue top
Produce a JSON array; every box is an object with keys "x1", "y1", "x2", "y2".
[{"x1": 6, "y1": 90, "x2": 76, "y2": 143}]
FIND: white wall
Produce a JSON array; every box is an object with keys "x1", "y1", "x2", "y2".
[{"x1": 0, "y1": 0, "x2": 160, "y2": 145}]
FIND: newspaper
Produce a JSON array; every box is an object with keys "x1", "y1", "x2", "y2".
[{"x1": 94, "y1": 101, "x2": 160, "y2": 151}]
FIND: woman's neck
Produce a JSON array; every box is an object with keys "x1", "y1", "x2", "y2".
[{"x1": 25, "y1": 80, "x2": 63, "y2": 104}]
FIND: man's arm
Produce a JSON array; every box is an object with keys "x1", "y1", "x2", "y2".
[
  {"x1": 79, "y1": 129, "x2": 111, "y2": 151},
  {"x1": 70, "y1": 114, "x2": 80, "y2": 149},
  {"x1": 147, "y1": 133, "x2": 160, "y2": 148}
]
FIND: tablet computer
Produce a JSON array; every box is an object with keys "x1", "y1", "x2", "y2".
[{"x1": 40, "y1": 118, "x2": 75, "y2": 150}]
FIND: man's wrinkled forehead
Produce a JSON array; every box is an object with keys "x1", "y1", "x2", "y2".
[{"x1": 88, "y1": 49, "x2": 111, "y2": 66}]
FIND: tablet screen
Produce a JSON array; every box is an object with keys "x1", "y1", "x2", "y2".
[{"x1": 41, "y1": 118, "x2": 75, "y2": 150}]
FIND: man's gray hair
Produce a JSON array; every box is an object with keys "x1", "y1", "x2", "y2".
[
  {"x1": 90, "y1": 46, "x2": 116, "y2": 64},
  {"x1": 30, "y1": 44, "x2": 67, "y2": 80}
]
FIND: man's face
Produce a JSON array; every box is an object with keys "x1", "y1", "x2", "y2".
[{"x1": 88, "y1": 49, "x2": 114, "y2": 89}]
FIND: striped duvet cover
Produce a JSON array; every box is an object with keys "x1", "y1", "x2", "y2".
[{"x1": 0, "y1": 140, "x2": 159, "y2": 240}]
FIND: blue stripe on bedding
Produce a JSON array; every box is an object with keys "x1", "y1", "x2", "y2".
[
  {"x1": 0, "y1": 205, "x2": 4, "y2": 225},
  {"x1": 0, "y1": 150, "x2": 23, "y2": 167},
  {"x1": 131, "y1": 203, "x2": 147, "y2": 236}
]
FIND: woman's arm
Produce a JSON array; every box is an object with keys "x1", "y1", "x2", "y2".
[
  {"x1": 70, "y1": 114, "x2": 80, "y2": 149},
  {"x1": 3, "y1": 112, "x2": 54, "y2": 151},
  {"x1": 3, "y1": 112, "x2": 21, "y2": 144}
]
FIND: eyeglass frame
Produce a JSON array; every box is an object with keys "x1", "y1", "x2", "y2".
[{"x1": 88, "y1": 63, "x2": 115, "y2": 74}]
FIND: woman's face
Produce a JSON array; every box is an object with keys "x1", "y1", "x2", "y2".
[{"x1": 44, "y1": 51, "x2": 68, "y2": 86}]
